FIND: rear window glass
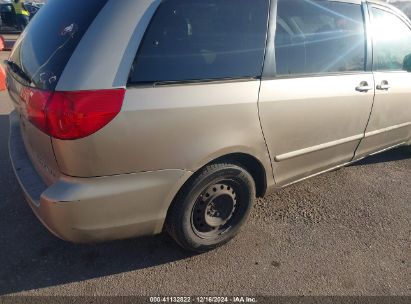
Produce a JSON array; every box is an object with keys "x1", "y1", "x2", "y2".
[
  {"x1": 9, "y1": 0, "x2": 108, "y2": 90},
  {"x1": 129, "y1": 0, "x2": 270, "y2": 84}
]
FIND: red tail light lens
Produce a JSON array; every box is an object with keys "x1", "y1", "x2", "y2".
[
  {"x1": 20, "y1": 87, "x2": 52, "y2": 132},
  {"x1": 46, "y1": 90, "x2": 125, "y2": 140},
  {"x1": 19, "y1": 88, "x2": 125, "y2": 140}
]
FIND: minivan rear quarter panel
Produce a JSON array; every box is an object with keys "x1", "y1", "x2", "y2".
[{"x1": 52, "y1": 81, "x2": 273, "y2": 184}]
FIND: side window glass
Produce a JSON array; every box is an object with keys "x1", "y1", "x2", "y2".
[
  {"x1": 275, "y1": 0, "x2": 366, "y2": 76},
  {"x1": 371, "y1": 7, "x2": 411, "y2": 71},
  {"x1": 129, "y1": 0, "x2": 269, "y2": 84}
]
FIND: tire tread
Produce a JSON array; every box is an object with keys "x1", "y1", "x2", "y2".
[{"x1": 165, "y1": 162, "x2": 255, "y2": 252}]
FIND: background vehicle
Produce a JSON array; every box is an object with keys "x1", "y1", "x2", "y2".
[
  {"x1": 0, "y1": 3, "x2": 15, "y2": 28},
  {"x1": 6, "y1": 0, "x2": 411, "y2": 252},
  {"x1": 0, "y1": 1, "x2": 41, "y2": 29}
]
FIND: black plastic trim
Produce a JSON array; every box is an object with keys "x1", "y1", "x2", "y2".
[{"x1": 262, "y1": 0, "x2": 278, "y2": 79}]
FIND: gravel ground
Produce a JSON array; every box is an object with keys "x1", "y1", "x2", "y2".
[{"x1": 0, "y1": 50, "x2": 410, "y2": 297}]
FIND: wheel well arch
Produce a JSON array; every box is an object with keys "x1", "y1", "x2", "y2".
[
  {"x1": 163, "y1": 152, "x2": 268, "y2": 233},
  {"x1": 210, "y1": 153, "x2": 267, "y2": 198},
  {"x1": 172, "y1": 152, "x2": 267, "y2": 201}
]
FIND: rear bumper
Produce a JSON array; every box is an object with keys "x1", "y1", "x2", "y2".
[{"x1": 9, "y1": 111, "x2": 191, "y2": 243}]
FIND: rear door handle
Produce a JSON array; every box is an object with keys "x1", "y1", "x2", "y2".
[
  {"x1": 377, "y1": 80, "x2": 390, "y2": 90},
  {"x1": 356, "y1": 82, "x2": 373, "y2": 92}
]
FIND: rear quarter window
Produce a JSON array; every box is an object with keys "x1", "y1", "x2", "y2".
[
  {"x1": 9, "y1": 0, "x2": 108, "y2": 91},
  {"x1": 129, "y1": 0, "x2": 270, "y2": 84}
]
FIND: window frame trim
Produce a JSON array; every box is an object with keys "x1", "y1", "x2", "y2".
[
  {"x1": 262, "y1": 0, "x2": 370, "y2": 80},
  {"x1": 127, "y1": 76, "x2": 261, "y2": 89}
]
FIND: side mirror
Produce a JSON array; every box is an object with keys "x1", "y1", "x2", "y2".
[{"x1": 403, "y1": 54, "x2": 411, "y2": 72}]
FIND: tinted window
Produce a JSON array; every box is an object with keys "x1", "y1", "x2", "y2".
[
  {"x1": 275, "y1": 0, "x2": 366, "y2": 76},
  {"x1": 371, "y1": 8, "x2": 411, "y2": 71},
  {"x1": 9, "y1": 0, "x2": 108, "y2": 90},
  {"x1": 129, "y1": 0, "x2": 269, "y2": 84}
]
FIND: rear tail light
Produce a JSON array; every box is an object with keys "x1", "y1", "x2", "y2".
[{"x1": 19, "y1": 88, "x2": 125, "y2": 140}]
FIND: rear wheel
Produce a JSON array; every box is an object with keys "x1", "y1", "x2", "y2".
[{"x1": 166, "y1": 163, "x2": 256, "y2": 252}]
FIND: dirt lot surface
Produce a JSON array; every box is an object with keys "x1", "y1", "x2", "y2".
[{"x1": 0, "y1": 50, "x2": 410, "y2": 297}]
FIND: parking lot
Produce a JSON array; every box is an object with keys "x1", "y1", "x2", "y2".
[{"x1": 0, "y1": 49, "x2": 410, "y2": 297}]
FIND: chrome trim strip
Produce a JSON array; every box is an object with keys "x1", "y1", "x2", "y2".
[
  {"x1": 274, "y1": 134, "x2": 364, "y2": 162},
  {"x1": 364, "y1": 122, "x2": 411, "y2": 138},
  {"x1": 276, "y1": 161, "x2": 351, "y2": 189},
  {"x1": 276, "y1": 141, "x2": 407, "y2": 189}
]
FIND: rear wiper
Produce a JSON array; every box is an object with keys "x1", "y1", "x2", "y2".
[{"x1": 4, "y1": 60, "x2": 31, "y2": 83}]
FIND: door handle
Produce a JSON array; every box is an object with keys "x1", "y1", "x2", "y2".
[
  {"x1": 377, "y1": 80, "x2": 390, "y2": 90},
  {"x1": 356, "y1": 82, "x2": 373, "y2": 92}
]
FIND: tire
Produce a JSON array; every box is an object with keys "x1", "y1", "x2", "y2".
[{"x1": 166, "y1": 162, "x2": 256, "y2": 253}]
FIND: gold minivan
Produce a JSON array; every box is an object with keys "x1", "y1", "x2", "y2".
[{"x1": 7, "y1": 0, "x2": 411, "y2": 252}]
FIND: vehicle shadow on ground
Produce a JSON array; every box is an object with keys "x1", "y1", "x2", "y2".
[
  {"x1": 350, "y1": 145, "x2": 410, "y2": 166},
  {"x1": 0, "y1": 111, "x2": 409, "y2": 295},
  {"x1": 0, "y1": 114, "x2": 195, "y2": 295}
]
